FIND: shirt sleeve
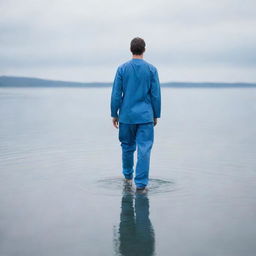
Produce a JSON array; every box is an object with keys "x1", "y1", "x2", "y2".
[
  {"x1": 150, "y1": 68, "x2": 161, "y2": 118},
  {"x1": 110, "y1": 66, "x2": 123, "y2": 118}
]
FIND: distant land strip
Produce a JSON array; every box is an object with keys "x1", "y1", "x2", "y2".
[{"x1": 1, "y1": 75, "x2": 256, "y2": 88}]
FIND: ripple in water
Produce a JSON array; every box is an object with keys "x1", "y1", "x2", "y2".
[{"x1": 96, "y1": 176, "x2": 176, "y2": 196}]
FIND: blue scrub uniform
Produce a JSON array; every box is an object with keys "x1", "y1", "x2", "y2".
[{"x1": 110, "y1": 58, "x2": 161, "y2": 188}]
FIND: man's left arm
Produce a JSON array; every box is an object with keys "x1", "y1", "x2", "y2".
[{"x1": 110, "y1": 66, "x2": 123, "y2": 128}]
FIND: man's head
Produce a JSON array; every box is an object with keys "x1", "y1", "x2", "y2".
[{"x1": 130, "y1": 37, "x2": 146, "y2": 55}]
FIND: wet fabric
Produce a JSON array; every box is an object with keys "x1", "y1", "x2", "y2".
[
  {"x1": 110, "y1": 58, "x2": 161, "y2": 124},
  {"x1": 118, "y1": 122, "x2": 154, "y2": 188}
]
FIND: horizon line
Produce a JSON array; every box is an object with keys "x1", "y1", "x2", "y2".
[{"x1": 1, "y1": 75, "x2": 256, "y2": 85}]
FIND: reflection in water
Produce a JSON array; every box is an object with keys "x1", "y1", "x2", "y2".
[{"x1": 114, "y1": 184, "x2": 155, "y2": 256}]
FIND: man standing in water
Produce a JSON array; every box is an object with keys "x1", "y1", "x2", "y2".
[{"x1": 110, "y1": 37, "x2": 161, "y2": 191}]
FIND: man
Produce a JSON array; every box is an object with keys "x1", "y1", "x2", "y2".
[{"x1": 110, "y1": 37, "x2": 161, "y2": 191}]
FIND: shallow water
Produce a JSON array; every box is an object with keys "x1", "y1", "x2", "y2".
[{"x1": 0, "y1": 87, "x2": 256, "y2": 256}]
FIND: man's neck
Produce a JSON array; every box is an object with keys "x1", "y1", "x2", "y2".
[{"x1": 132, "y1": 54, "x2": 143, "y2": 59}]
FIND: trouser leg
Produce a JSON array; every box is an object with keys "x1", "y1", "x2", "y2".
[
  {"x1": 134, "y1": 122, "x2": 154, "y2": 188},
  {"x1": 118, "y1": 122, "x2": 137, "y2": 179}
]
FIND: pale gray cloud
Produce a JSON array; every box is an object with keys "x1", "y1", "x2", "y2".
[{"x1": 0, "y1": 0, "x2": 256, "y2": 82}]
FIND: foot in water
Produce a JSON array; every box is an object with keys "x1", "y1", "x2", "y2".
[
  {"x1": 123, "y1": 178, "x2": 134, "y2": 194},
  {"x1": 124, "y1": 178, "x2": 133, "y2": 186},
  {"x1": 136, "y1": 186, "x2": 148, "y2": 194}
]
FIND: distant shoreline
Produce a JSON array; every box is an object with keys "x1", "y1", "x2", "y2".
[{"x1": 1, "y1": 75, "x2": 256, "y2": 88}]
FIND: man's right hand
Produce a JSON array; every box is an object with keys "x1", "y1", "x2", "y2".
[{"x1": 154, "y1": 118, "x2": 157, "y2": 126}]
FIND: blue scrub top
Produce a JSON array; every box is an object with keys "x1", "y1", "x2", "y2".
[{"x1": 110, "y1": 58, "x2": 161, "y2": 124}]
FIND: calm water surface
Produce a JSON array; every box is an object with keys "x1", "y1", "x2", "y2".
[{"x1": 0, "y1": 87, "x2": 256, "y2": 256}]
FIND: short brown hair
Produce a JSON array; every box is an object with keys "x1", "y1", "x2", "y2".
[{"x1": 130, "y1": 37, "x2": 146, "y2": 55}]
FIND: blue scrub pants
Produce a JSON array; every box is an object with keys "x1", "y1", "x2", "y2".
[{"x1": 118, "y1": 122, "x2": 154, "y2": 188}]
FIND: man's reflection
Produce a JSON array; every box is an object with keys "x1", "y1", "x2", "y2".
[{"x1": 115, "y1": 185, "x2": 155, "y2": 256}]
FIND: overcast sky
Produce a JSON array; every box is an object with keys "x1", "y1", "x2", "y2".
[{"x1": 0, "y1": 0, "x2": 255, "y2": 82}]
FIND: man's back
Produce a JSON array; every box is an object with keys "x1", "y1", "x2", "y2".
[{"x1": 111, "y1": 58, "x2": 161, "y2": 124}]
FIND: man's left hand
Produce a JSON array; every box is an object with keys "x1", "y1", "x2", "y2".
[{"x1": 112, "y1": 117, "x2": 119, "y2": 129}]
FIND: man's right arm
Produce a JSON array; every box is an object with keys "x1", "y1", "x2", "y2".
[{"x1": 150, "y1": 68, "x2": 161, "y2": 121}]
